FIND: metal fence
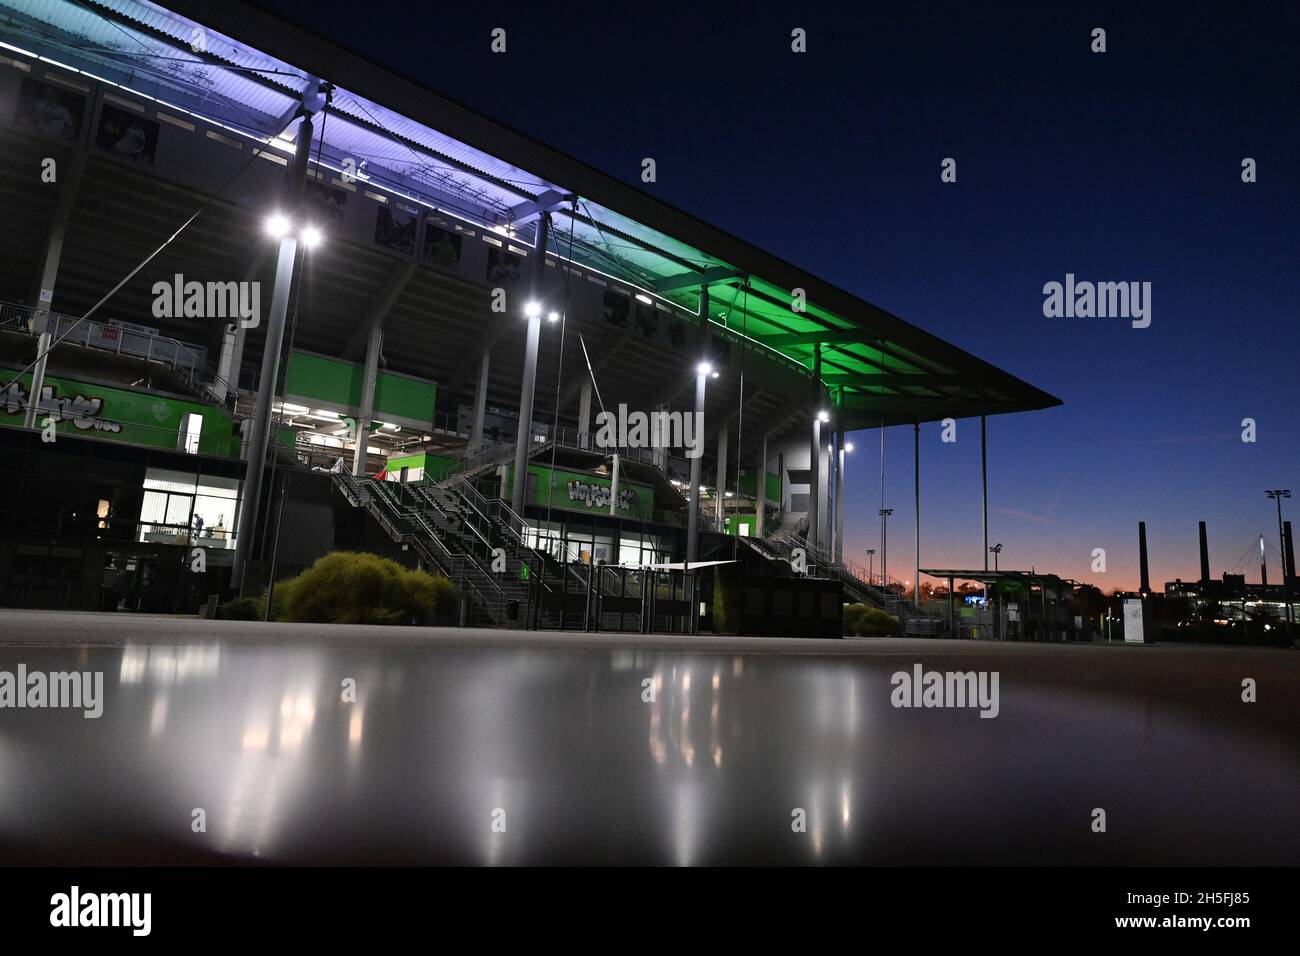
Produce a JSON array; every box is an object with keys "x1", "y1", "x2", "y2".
[{"x1": 1, "y1": 301, "x2": 209, "y2": 380}]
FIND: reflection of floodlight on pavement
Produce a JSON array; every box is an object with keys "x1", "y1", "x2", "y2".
[
  {"x1": 696, "y1": 361, "x2": 713, "y2": 376},
  {"x1": 300, "y1": 225, "x2": 323, "y2": 248},
  {"x1": 524, "y1": 300, "x2": 543, "y2": 319},
  {"x1": 264, "y1": 212, "x2": 291, "y2": 239}
]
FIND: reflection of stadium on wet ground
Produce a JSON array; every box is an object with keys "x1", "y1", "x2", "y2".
[{"x1": 1, "y1": 611, "x2": 1295, "y2": 866}]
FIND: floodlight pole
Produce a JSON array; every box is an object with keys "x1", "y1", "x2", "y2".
[
  {"x1": 981, "y1": 412, "x2": 989, "y2": 570},
  {"x1": 510, "y1": 213, "x2": 550, "y2": 514},
  {"x1": 879, "y1": 508, "x2": 893, "y2": 582},
  {"x1": 913, "y1": 421, "x2": 920, "y2": 607},
  {"x1": 231, "y1": 104, "x2": 319, "y2": 596},
  {"x1": 686, "y1": 377, "x2": 708, "y2": 563},
  {"x1": 981, "y1": 409, "x2": 989, "y2": 603},
  {"x1": 836, "y1": 440, "x2": 848, "y2": 564},
  {"x1": 808, "y1": 343, "x2": 822, "y2": 549}
]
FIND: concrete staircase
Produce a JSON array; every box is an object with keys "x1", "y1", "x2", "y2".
[{"x1": 329, "y1": 468, "x2": 518, "y2": 627}]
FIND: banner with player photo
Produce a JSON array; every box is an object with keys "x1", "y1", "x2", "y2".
[{"x1": 14, "y1": 77, "x2": 85, "y2": 141}]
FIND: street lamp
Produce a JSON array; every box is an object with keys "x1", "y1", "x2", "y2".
[
  {"x1": 510, "y1": 212, "x2": 552, "y2": 513},
  {"x1": 879, "y1": 508, "x2": 893, "y2": 584},
  {"x1": 231, "y1": 195, "x2": 324, "y2": 594},
  {"x1": 264, "y1": 212, "x2": 291, "y2": 239},
  {"x1": 1266, "y1": 489, "x2": 1292, "y2": 631},
  {"x1": 836, "y1": 440, "x2": 854, "y2": 564},
  {"x1": 685, "y1": 360, "x2": 716, "y2": 565},
  {"x1": 989, "y1": 542, "x2": 1003, "y2": 571}
]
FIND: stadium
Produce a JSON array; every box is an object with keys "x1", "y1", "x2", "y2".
[{"x1": 0, "y1": 0, "x2": 1061, "y2": 637}]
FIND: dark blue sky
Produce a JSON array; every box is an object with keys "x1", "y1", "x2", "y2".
[{"x1": 261, "y1": 0, "x2": 1299, "y2": 589}]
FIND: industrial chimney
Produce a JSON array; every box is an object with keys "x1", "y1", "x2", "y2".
[
  {"x1": 1138, "y1": 521, "x2": 1151, "y2": 596},
  {"x1": 1198, "y1": 521, "x2": 1210, "y2": 585},
  {"x1": 1285, "y1": 520, "x2": 1297, "y2": 582}
]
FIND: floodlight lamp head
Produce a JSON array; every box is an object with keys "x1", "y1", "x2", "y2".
[{"x1": 264, "y1": 212, "x2": 291, "y2": 239}]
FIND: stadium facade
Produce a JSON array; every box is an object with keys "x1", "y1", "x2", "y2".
[{"x1": 0, "y1": 0, "x2": 1060, "y2": 635}]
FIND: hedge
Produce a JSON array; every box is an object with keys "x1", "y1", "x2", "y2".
[
  {"x1": 843, "y1": 603, "x2": 901, "y2": 637},
  {"x1": 219, "y1": 552, "x2": 456, "y2": 625}
]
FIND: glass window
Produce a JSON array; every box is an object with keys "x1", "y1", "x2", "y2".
[
  {"x1": 140, "y1": 490, "x2": 168, "y2": 525},
  {"x1": 165, "y1": 493, "x2": 192, "y2": 526}
]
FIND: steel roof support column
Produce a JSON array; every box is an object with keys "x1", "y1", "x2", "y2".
[
  {"x1": 980, "y1": 409, "x2": 989, "y2": 604},
  {"x1": 24, "y1": 151, "x2": 87, "y2": 429},
  {"x1": 833, "y1": 387, "x2": 846, "y2": 563},
  {"x1": 577, "y1": 381, "x2": 592, "y2": 450},
  {"x1": 981, "y1": 411, "x2": 989, "y2": 571},
  {"x1": 756, "y1": 430, "x2": 769, "y2": 538},
  {"x1": 821, "y1": 421, "x2": 832, "y2": 548},
  {"x1": 715, "y1": 424, "x2": 728, "y2": 526},
  {"x1": 213, "y1": 252, "x2": 269, "y2": 405},
  {"x1": 826, "y1": 428, "x2": 836, "y2": 558},
  {"x1": 913, "y1": 421, "x2": 921, "y2": 608},
  {"x1": 351, "y1": 323, "x2": 384, "y2": 476},
  {"x1": 686, "y1": 286, "x2": 709, "y2": 565},
  {"x1": 470, "y1": 349, "x2": 490, "y2": 453},
  {"x1": 836, "y1": 442, "x2": 848, "y2": 565},
  {"x1": 808, "y1": 343, "x2": 822, "y2": 549},
  {"x1": 510, "y1": 213, "x2": 551, "y2": 514}
]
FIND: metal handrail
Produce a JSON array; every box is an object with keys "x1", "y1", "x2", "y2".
[
  {"x1": 374, "y1": 480, "x2": 509, "y2": 606},
  {"x1": 2, "y1": 300, "x2": 244, "y2": 415},
  {"x1": 763, "y1": 526, "x2": 940, "y2": 622},
  {"x1": 408, "y1": 481, "x2": 496, "y2": 557},
  {"x1": 333, "y1": 470, "x2": 506, "y2": 620},
  {"x1": 430, "y1": 440, "x2": 514, "y2": 485}
]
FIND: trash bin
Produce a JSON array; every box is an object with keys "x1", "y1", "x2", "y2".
[{"x1": 507, "y1": 599, "x2": 520, "y2": 621}]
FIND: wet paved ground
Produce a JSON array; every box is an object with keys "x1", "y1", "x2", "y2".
[{"x1": 0, "y1": 610, "x2": 1296, "y2": 865}]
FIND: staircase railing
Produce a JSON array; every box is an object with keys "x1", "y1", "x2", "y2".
[
  {"x1": 754, "y1": 526, "x2": 944, "y2": 633},
  {"x1": 2, "y1": 300, "x2": 247, "y2": 417},
  {"x1": 330, "y1": 469, "x2": 510, "y2": 626}
]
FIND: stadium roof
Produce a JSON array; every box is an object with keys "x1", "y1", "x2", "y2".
[{"x1": 0, "y1": 0, "x2": 1061, "y2": 430}]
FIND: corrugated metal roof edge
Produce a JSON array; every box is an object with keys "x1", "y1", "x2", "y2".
[{"x1": 160, "y1": 0, "x2": 1061, "y2": 418}]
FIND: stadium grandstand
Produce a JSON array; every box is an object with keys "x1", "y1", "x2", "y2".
[{"x1": 0, "y1": 0, "x2": 1060, "y2": 635}]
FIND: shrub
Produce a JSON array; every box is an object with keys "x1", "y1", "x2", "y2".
[
  {"x1": 398, "y1": 567, "x2": 457, "y2": 625},
  {"x1": 711, "y1": 565, "x2": 742, "y2": 634},
  {"x1": 216, "y1": 596, "x2": 261, "y2": 621},
  {"x1": 843, "y1": 603, "x2": 900, "y2": 637},
  {"x1": 271, "y1": 551, "x2": 455, "y2": 625}
]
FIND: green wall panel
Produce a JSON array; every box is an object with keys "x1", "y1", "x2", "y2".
[
  {"x1": 284, "y1": 351, "x2": 436, "y2": 424},
  {"x1": 738, "y1": 468, "x2": 780, "y2": 501},
  {"x1": 1, "y1": 368, "x2": 241, "y2": 457}
]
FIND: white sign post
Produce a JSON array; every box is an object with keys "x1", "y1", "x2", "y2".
[{"x1": 1123, "y1": 598, "x2": 1149, "y2": 644}]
